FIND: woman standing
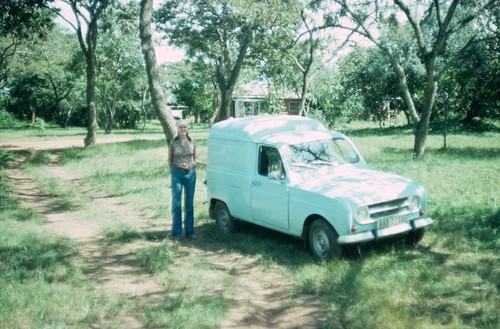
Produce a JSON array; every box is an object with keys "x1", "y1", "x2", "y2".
[{"x1": 168, "y1": 119, "x2": 197, "y2": 239}]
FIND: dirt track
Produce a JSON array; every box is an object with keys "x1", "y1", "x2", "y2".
[{"x1": 3, "y1": 137, "x2": 326, "y2": 328}]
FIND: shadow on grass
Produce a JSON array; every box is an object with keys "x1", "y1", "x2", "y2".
[
  {"x1": 432, "y1": 207, "x2": 499, "y2": 251},
  {"x1": 429, "y1": 146, "x2": 500, "y2": 159},
  {"x1": 341, "y1": 125, "x2": 414, "y2": 137},
  {"x1": 0, "y1": 232, "x2": 79, "y2": 282},
  {"x1": 376, "y1": 145, "x2": 500, "y2": 160},
  {"x1": 0, "y1": 149, "x2": 33, "y2": 168},
  {"x1": 0, "y1": 151, "x2": 17, "y2": 168},
  {"x1": 167, "y1": 219, "x2": 432, "y2": 268}
]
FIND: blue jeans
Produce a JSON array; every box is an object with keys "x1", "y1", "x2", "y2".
[{"x1": 171, "y1": 167, "x2": 196, "y2": 236}]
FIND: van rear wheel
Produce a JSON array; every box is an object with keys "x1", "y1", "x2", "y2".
[
  {"x1": 214, "y1": 201, "x2": 238, "y2": 233},
  {"x1": 308, "y1": 219, "x2": 342, "y2": 261}
]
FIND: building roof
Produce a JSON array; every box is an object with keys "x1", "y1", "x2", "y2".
[{"x1": 208, "y1": 115, "x2": 329, "y2": 144}]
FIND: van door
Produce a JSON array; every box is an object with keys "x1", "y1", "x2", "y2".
[{"x1": 250, "y1": 146, "x2": 289, "y2": 230}]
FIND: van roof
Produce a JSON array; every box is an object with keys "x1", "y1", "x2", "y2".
[{"x1": 209, "y1": 115, "x2": 329, "y2": 143}]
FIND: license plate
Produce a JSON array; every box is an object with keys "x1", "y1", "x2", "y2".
[{"x1": 376, "y1": 215, "x2": 405, "y2": 229}]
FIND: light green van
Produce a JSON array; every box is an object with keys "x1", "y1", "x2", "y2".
[{"x1": 206, "y1": 115, "x2": 432, "y2": 260}]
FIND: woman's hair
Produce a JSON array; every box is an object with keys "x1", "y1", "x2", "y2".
[
  {"x1": 175, "y1": 119, "x2": 192, "y2": 141},
  {"x1": 176, "y1": 119, "x2": 188, "y2": 128}
]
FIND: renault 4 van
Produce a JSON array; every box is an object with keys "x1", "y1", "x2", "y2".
[{"x1": 206, "y1": 115, "x2": 432, "y2": 260}]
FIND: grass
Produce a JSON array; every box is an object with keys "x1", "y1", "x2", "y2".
[
  {"x1": 0, "y1": 122, "x2": 498, "y2": 328},
  {"x1": 0, "y1": 168, "x2": 115, "y2": 328}
]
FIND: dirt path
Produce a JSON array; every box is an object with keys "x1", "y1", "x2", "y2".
[{"x1": 3, "y1": 139, "x2": 326, "y2": 328}]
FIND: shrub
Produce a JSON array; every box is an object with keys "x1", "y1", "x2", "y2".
[{"x1": 0, "y1": 110, "x2": 16, "y2": 129}]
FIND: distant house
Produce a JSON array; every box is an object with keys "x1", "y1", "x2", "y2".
[
  {"x1": 231, "y1": 82, "x2": 266, "y2": 117},
  {"x1": 231, "y1": 82, "x2": 301, "y2": 117},
  {"x1": 232, "y1": 95, "x2": 266, "y2": 117},
  {"x1": 171, "y1": 110, "x2": 183, "y2": 119},
  {"x1": 168, "y1": 105, "x2": 187, "y2": 119},
  {"x1": 283, "y1": 98, "x2": 301, "y2": 115}
]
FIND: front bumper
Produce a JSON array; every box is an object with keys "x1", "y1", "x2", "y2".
[{"x1": 337, "y1": 217, "x2": 433, "y2": 245}]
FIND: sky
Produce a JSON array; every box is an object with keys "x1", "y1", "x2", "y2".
[{"x1": 53, "y1": 0, "x2": 185, "y2": 64}]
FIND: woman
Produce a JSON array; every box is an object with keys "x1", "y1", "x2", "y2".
[{"x1": 168, "y1": 119, "x2": 197, "y2": 239}]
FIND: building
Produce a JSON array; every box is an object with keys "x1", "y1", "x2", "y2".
[{"x1": 231, "y1": 82, "x2": 301, "y2": 117}]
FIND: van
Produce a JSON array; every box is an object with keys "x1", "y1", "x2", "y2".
[{"x1": 206, "y1": 115, "x2": 433, "y2": 260}]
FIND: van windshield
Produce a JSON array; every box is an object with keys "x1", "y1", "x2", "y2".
[{"x1": 286, "y1": 138, "x2": 360, "y2": 171}]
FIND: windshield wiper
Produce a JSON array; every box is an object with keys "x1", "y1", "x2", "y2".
[
  {"x1": 310, "y1": 160, "x2": 335, "y2": 166},
  {"x1": 290, "y1": 163, "x2": 314, "y2": 169}
]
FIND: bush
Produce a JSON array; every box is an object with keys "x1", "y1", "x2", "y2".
[{"x1": 0, "y1": 110, "x2": 16, "y2": 129}]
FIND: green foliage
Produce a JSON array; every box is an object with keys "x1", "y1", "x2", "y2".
[
  {"x1": 97, "y1": 1, "x2": 147, "y2": 132},
  {"x1": 0, "y1": 109, "x2": 16, "y2": 128},
  {"x1": 312, "y1": 66, "x2": 365, "y2": 127},
  {"x1": 334, "y1": 47, "x2": 422, "y2": 125},
  {"x1": 436, "y1": 41, "x2": 500, "y2": 126},
  {"x1": 0, "y1": 0, "x2": 55, "y2": 39},
  {"x1": 5, "y1": 26, "x2": 80, "y2": 126},
  {"x1": 172, "y1": 76, "x2": 212, "y2": 122}
]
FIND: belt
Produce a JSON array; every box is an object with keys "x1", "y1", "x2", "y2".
[{"x1": 174, "y1": 166, "x2": 193, "y2": 173}]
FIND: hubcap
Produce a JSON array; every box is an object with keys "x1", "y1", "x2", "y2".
[
  {"x1": 313, "y1": 229, "x2": 329, "y2": 256},
  {"x1": 218, "y1": 210, "x2": 228, "y2": 227}
]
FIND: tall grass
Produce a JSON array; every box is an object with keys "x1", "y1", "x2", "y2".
[
  {"x1": 0, "y1": 124, "x2": 498, "y2": 328},
  {"x1": 0, "y1": 167, "x2": 113, "y2": 328}
]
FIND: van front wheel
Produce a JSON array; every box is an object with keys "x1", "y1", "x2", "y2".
[
  {"x1": 308, "y1": 219, "x2": 342, "y2": 261},
  {"x1": 214, "y1": 201, "x2": 238, "y2": 233}
]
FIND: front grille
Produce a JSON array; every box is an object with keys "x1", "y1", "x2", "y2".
[{"x1": 368, "y1": 197, "x2": 412, "y2": 219}]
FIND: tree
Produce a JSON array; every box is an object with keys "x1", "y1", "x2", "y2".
[
  {"x1": 54, "y1": 0, "x2": 112, "y2": 147},
  {"x1": 7, "y1": 27, "x2": 77, "y2": 125},
  {"x1": 139, "y1": 0, "x2": 177, "y2": 142},
  {"x1": 442, "y1": 41, "x2": 500, "y2": 126},
  {"x1": 0, "y1": 0, "x2": 55, "y2": 88},
  {"x1": 8, "y1": 75, "x2": 45, "y2": 124},
  {"x1": 172, "y1": 77, "x2": 212, "y2": 123},
  {"x1": 97, "y1": 1, "x2": 146, "y2": 132},
  {"x1": 156, "y1": 0, "x2": 300, "y2": 123},
  {"x1": 330, "y1": 0, "x2": 498, "y2": 157},
  {"x1": 336, "y1": 46, "x2": 424, "y2": 127},
  {"x1": 280, "y1": 4, "x2": 352, "y2": 117}
]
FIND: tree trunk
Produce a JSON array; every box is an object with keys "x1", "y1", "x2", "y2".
[
  {"x1": 139, "y1": 0, "x2": 177, "y2": 143},
  {"x1": 213, "y1": 67, "x2": 233, "y2": 122},
  {"x1": 30, "y1": 104, "x2": 36, "y2": 126},
  {"x1": 297, "y1": 21, "x2": 314, "y2": 117},
  {"x1": 108, "y1": 87, "x2": 117, "y2": 133},
  {"x1": 413, "y1": 73, "x2": 437, "y2": 158},
  {"x1": 218, "y1": 87, "x2": 233, "y2": 121},
  {"x1": 210, "y1": 84, "x2": 221, "y2": 124},
  {"x1": 212, "y1": 28, "x2": 251, "y2": 123},
  {"x1": 390, "y1": 58, "x2": 419, "y2": 125},
  {"x1": 83, "y1": 40, "x2": 97, "y2": 146}
]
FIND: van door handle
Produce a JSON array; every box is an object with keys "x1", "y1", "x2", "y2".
[{"x1": 252, "y1": 180, "x2": 261, "y2": 186}]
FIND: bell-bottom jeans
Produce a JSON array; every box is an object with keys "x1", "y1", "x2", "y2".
[{"x1": 171, "y1": 167, "x2": 196, "y2": 237}]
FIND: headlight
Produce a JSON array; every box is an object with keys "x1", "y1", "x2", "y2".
[
  {"x1": 408, "y1": 195, "x2": 421, "y2": 210},
  {"x1": 355, "y1": 206, "x2": 370, "y2": 224}
]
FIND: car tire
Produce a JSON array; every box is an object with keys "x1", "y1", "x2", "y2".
[
  {"x1": 214, "y1": 201, "x2": 238, "y2": 233},
  {"x1": 308, "y1": 219, "x2": 342, "y2": 261},
  {"x1": 406, "y1": 228, "x2": 426, "y2": 245}
]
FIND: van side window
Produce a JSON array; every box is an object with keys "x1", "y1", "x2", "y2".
[
  {"x1": 259, "y1": 146, "x2": 285, "y2": 180},
  {"x1": 258, "y1": 147, "x2": 269, "y2": 176}
]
